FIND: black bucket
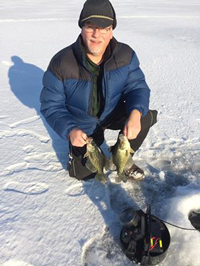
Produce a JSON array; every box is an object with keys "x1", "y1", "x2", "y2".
[
  {"x1": 120, "y1": 206, "x2": 170, "y2": 265},
  {"x1": 188, "y1": 209, "x2": 200, "y2": 231}
]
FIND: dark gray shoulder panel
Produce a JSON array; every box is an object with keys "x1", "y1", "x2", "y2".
[
  {"x1": 48, "y1": 45, "x2": 90, "y2": 81},
  {"x1": 105, "y1": 43, "x2": 134, "y2": 72}
]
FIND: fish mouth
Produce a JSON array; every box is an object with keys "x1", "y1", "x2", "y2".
[
  {"x1": 118, "y1": 134, "x2": 129, "y2": 149},
  {"x1": 86, "y1": 137, "x2": 94, "y2": 145},
  {"x1": 119, "y1": 134, "x2": 127, "y2": 141}
]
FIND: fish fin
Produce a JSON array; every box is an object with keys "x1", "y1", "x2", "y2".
[
  {"x1": 121, "y1": 173, "x2": 128, "y2": 182},
  {"x1": 83, "y1": 152, "x2": 89, "y2": 158},
  {"x1": 95, "y1": 173, "x2": 107, "y2": 184},
  {"x1": 108, "y1": 146, "x2": 112, "y2": 152},
  {"x1": 125, "y1": 150, "x2": 129, "y2": 156},
  {"x1": 85, "y1": 159, "x2": 97, "y2": 173},
  {"x1": 108, "y1": 145, "x2": 116, "y2": 154},
  {"x1": 124, "y1": 156, "x2": 134, "y2": 170},
  {"x1": 104, "y1": 156, "x2": 110, "y2": 171},
  {"x1": 110, "y1": 159, "x2": 117, "y2": 171}
]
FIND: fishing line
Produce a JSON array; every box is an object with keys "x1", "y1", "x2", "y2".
[{"x1": 160, "y1": 219, "x2": 198, "y2": 231}]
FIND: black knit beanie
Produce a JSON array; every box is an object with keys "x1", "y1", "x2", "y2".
[{"x1": 78, "y1": 0, "x2": 117, "y2": 29}]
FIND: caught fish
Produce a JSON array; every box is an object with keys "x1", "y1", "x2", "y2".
[
  {"x1": 84, "y1": 137, "x2": 107, "y2": 184},
  {"x1": 111, "y1": 134, "x2": 134, "y2": 182}
]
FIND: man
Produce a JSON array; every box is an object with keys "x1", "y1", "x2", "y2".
[{"x1": 40, "y1": 0, "x2": 157, "y2": 181}]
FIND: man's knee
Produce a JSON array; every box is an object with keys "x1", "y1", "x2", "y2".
[
  {"x1": 128, "y1": 110, "x2": 158, "y2": 152},
  {"x1": 141, "y1": 110, "x2": 158, "y2": 130},
  {"x1": 67, "y1": 152, "x2": 95, "y2": 181}
]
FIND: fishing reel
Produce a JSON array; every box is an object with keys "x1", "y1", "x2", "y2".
[{"x1": 119, "y1": 205, "x2": 170, "y2": 265}]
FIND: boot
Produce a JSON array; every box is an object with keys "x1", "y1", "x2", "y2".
[{"x1": 124, "y1": 163, "x2": 145, "y2": 181}]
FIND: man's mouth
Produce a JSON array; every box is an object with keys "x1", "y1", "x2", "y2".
[{"x1": 90, "y1": 40, "x2": 102, "y2": 44}]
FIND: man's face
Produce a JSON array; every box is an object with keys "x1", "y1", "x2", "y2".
[{"x1": 81, "y1": 23, "x2": 113, "y2": 57}]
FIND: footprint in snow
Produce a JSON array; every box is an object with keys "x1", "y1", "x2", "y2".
[
  {"x1": 3, "y1": 181, "x2": 49, "y2": 195},
  {"x1": 23, "y1": 145, "x2": 35, "y2": 153},
  {"x1": 65, "y1": 180, "x2": 106, "y2": 200},
  {"x1": 65, "y1": 182, "x2": 87, "y2": 196}
]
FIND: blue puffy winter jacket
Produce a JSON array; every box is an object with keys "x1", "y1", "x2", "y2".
[{"x1": 40, "y1": 35, "x2": 150, "y2": 140}]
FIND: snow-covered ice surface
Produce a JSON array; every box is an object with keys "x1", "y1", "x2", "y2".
[{"x1": 0, "y1": 0, "x2": 200, "y2": 265}]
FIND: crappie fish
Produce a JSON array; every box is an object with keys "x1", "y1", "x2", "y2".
[
  {"x1": 111, "y1": 134, "x2": 134, "y2": 182},
  {"x1": 84, "y1": 137, "x2": 107, "y2": 184}
]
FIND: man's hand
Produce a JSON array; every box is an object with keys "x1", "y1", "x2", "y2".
[
  {"x1": 69, "y1": 128, "x2": 88, "y2": 147},
  {"x1": 123, "y1": 110, "x2": 142, "y2": 139}
]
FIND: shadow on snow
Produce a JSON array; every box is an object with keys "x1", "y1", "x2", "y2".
[{"x1": 8, "y1": 55, "x2": 69, "y2": 169}]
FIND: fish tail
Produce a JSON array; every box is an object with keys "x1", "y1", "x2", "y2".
[
  {"x1": 95, "y1": 173, "x2": 107, "y2": 184},
  {"x1": 115, "y1": 173, "x2": 127, "y2": 183}
]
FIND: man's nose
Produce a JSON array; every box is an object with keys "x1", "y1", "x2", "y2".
[{"x1": 92, "y1": 28, "x2": 100, "y2": 38}]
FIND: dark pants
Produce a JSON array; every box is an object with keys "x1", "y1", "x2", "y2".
[{"x1": 67, "y1": 104, "x2": 158, "y2": 180}]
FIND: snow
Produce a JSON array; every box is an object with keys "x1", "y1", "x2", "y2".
[{"x1": 0, "y1": 0, "x2": 200, "y2": 265}]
